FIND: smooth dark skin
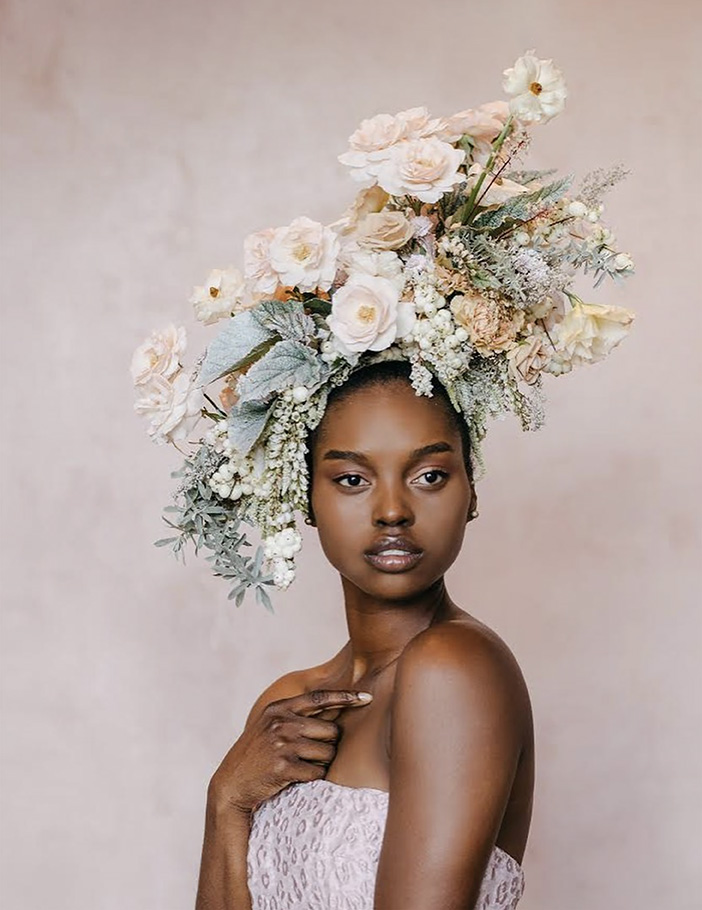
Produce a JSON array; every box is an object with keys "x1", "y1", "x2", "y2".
[{"x1": 196, "y1": 379, "x2": 534, "y2": 910}]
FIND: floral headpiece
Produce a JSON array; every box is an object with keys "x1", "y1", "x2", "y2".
[{"x1": 132, "y1": 52, "x2": 635, "y2": 609}]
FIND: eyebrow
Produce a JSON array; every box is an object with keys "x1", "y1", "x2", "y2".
[{"x1": 322, "y1": 442, "x2": 455, "y2": 464}]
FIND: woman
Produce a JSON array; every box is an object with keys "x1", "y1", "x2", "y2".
[
  {"x1": 195, "y1": 360, "x2": 532, "y2": 910},
  {"x1": 132, "y1": 51, "x2": 633, "y2": 910}
]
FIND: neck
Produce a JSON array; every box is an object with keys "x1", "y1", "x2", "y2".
[{"x1": 339, "y1": 576, "x2": 455, "y2": 683}]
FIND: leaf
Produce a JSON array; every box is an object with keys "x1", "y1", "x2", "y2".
[
  {"x1": 256, "y1": 585, "x2": 275, "y2": 613},
  {"x1": 473, "y1": 175, "x2": 573, "y2": 231},
  {"x1": 227, "y1": 399, "x2": 272, "y2": 455},
  {"x1": 304, "y1": 297, "x2": 332, "y2": 317},
  {"x1": 236, "y1": 339, "x2": 324, "y2": 405},
  {"x1": 252, "y1": 299, "x2": 316, "y2": 342},
  {"x1": 198, "y1": 309, "x2": 278, "y2": 386},
  {"x1": 154, "y1": 537, "x2": 178, "y2": 547}
]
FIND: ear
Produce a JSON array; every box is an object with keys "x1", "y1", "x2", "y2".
[{"x1": 466, "y1": 483, "x2": 478, "y2": 523}]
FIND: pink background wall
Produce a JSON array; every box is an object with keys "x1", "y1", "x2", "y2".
[{"x1": 1, "y1": 1, "x2": 700, "y2": 907}]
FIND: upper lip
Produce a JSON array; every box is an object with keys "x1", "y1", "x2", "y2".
[{"x1": 365, "y1": 535, "x2": 423, "y2": 556}]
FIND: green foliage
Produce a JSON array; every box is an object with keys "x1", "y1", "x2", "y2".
[
  {"x1": 236, "y1": 340, "x2": 326, "y2": 405},
  {"x1": 198, "y1": 309, "x2": 277, "y2": 386},
  {"x1": 156, "y1": 446, "x2": 274, "y2": 608},
  {"x1": 473, "y1": 175, "x2": 573, "y2": 231}
]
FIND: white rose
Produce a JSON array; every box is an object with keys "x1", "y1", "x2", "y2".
[
  {"x1": 355, "y1": 210, "x2": 414, "y2": 251},
  {"x1": 328, "y1": 273, "x2": 415, "y2": 353},
  {"x1": 553, "y1": 300, "x2": 635, "y2": 367},
  {"x1": 465, "y1": 163, "x2": 530, "y2": 207},
  {"x1": 243, "y1": 227, "x2": 278, "y2": 295},
  {"x1": 130, "y1": 325, "x2": 186, "y2": 387},
  {"x1": 189, "y1": 267, "x2": 248, "y2": 325},
  {"x1": 395, "y1": 106, "x2": 445, "y2": 139},
  {"x1": 134, "y1": 373, "x2": 203, "y2": 445},
  {"x1": 268, "y1": 216, "x2": 340, "y2": 293},
  {"x1": 376, "y1": 137, "x2": 466, "y2": 203},
  {"x1": 341, "y1": 249, "x2": 405, "y2": 294},
  {"x1": 502, "y1": 50, "x2": 567, "y2": 124}
]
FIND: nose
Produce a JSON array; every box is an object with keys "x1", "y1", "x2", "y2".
[{"x1": 371, "y1": 479, "x2": 414, "y2": 528}]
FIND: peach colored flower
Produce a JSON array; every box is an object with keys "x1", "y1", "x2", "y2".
[
  {"x1": 451, "y1": 291, "x2": 524, "y2": 355},
  {"x1": 465, "y1": 163, "x2": 530, "y2": 207},
  {"x1": 507, "y1": 332, "x2": 551, "y2": 384},
  {"x1": 355, "y1": 210, "x2": 414, "y2": 251},
  {"x1": 338, "y1": 113, "x2": 408, "y2": 184}
]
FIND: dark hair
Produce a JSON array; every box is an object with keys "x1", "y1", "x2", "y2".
[{"x1": 304, "y1": 360, "x2": 474, "y2": 517}]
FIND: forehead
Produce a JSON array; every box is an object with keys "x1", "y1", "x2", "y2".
[{"x1": 315, "y1": 381, "x2": 461, "y2": 456}]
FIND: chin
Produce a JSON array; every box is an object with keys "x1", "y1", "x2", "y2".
[{"x1": 343, "y1": 565, "x2": 445, "y2": 603}]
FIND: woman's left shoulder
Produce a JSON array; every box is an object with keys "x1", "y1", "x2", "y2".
[{"x1": 398, "y1": 614, "x2": 531, "y2": 706}]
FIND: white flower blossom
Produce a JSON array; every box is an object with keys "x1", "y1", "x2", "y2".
[
  {"x1": 131, "y1": 325, "x2": 186, "y2": 387},
  {"x1": 268, "y1": 216, "x2": 340, "y2": 292},
  {"x1": 503, "y1": 51, "x2": 567, "y2": 124},
  {"x1": 376, "y1": 137, "x2": 466, "y2": 203},
  {"x1": 190, "y1": 267, "x2": 248, "y2": 325},
  {"x1": 134, "y1": 373, "x2": 203, "y2": 444}
]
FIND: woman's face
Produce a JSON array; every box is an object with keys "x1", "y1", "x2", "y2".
[{"x1": 309, "y1": 380, "x2": 476, "y2": 602}]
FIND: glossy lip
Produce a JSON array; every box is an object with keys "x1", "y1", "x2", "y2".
[{"x1": 363, "y1": 536, "x2": 424, "y2": 574}]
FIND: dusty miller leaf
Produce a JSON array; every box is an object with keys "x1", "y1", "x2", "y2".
[
  {"x1": 227, "y1": 399, "x2": 272, "y2": 456},
  {"x1": 252, "y1": 299, "x2": 316, "y2": 342},
  {"x1": 198, "y1": 309, "x2": 277, "y2": 386},
  {"x1": 236, "y1": 339, "x2": 324, "y2": 405}
]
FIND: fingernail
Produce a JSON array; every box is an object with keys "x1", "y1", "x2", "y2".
[{"x1": 357, "y1": 692, "x2": 373, "y2": 702}]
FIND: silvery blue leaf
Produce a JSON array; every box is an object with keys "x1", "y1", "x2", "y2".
[
  {"x1": 198, "y1": 309, "x2": 277, "y2": 387},
  {"x1": 227, "y1": 399, "x2": 272, "y2": 456},
  {"x1": 252, "y1": 299, "x2": 316, "y2": 342},
  {"x1": 236, "y1": 339, "x2": 323, "y2": 405}
]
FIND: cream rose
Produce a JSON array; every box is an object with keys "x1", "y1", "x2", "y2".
[
  {"x1": 130, "y1": 325, "x2": 186, "y2": 387},
  {"x1": 190, "y1": 267, "x2": 248, "y2": 325},
  {"x1": 355, "y1": 210, "x2": 414, "y2": 251},
  {"x1": 553, "y1": 300, "x2": 635, "y2": 367},
  {"x1": 341, "y1": 249, "x2": 406, "y2": 294},
  {"x1": 268, "y1": 216, "x2": 340, "y2": 293},
  {"x1": 329, "y1": 186, "x2": 390, "y2": 236},
  {"x1": 243, "y1": 227, "x2": 278, "y2": 295},
  {"x1": 506, "y1": 332, "x2": 552, "y2": 384},
  {"x1": 377, "y1": 137, "x2": 466, "y2": 204},
  {"x1": 134, "y1": 373, "x2": 203, "y2": 445},
  {"x1": 338, "y1": 113, "x2": 408, "y2": 184},
  {"x1": 451, "y1": 291, "x2": 524, "y2": 355},
  {"x1": 436, "y1": 100, "x2": 511, "y2": 143},
  {"x1": 328, "y1": 273, "x2": 415, "y2": 353}
]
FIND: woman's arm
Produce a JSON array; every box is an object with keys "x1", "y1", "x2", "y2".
[
  {"x1": 195, "y1": 794, "x2": 253, "y2": 910},
  {"x1": 374, "y1": 624, "x2": 528, "y2": 910}
]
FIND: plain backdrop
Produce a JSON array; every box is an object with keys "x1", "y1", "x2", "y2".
[{"x1": 1, "y1": 1, "x2": 700, "y2": 908}]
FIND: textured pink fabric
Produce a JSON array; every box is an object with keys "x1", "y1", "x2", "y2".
[{"x1": 247, "y1": 778, "x2": 525, "y2": 909}]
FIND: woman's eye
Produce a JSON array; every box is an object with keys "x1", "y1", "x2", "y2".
[
  {"x1": 335, "y1": 474, "x2": 367, "y2": 488},
  {"x1": 415, "y1": 470, "x2": 448, "y2": 486}
]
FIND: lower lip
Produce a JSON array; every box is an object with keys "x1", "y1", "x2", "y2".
[{"x1": 364, "y1": 551, "x2": 424, "y2": 573}]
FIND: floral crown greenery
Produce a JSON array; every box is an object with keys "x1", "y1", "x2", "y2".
[{"x1": 132, "y1": 51, "x2": 635, "y2": 609}]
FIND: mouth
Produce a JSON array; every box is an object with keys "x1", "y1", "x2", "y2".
[{"x1": 364, "y1": 538, "x2": 424, "y2": 574}]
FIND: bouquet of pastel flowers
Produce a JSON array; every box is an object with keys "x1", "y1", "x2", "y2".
[{"x1": 132, "y1": 51, "x2": 635, "y2": 608}]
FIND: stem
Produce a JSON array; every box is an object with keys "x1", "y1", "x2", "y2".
[
  {"x1": 203, "y1": 392, "x2": 226, "y2": 416},
  {"x1": 461, "y1": 115, "x2": 514, "y2": 223}
]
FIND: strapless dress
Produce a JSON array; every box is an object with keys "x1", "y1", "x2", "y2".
[{"x1": 247, "y1": 778, "x2": 525, "y2": 909}]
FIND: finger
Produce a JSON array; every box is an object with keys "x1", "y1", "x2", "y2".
[
  {"x1": 297, "y1": 718, "x2": 340, "y2": 742},
  {"x1": 295, "y1": 739, "x2": 336, "y2": 764},
  {"x1": 287, "y1": 689, "x2": 373, "y2": 717},
  {"x1": 290, "y1": 758, "x2": 328, "y2": 783}
]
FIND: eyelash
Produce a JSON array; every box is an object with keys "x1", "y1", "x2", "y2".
[{"x1": 334, "y1": 470, "x2": 449, "y2": 489}]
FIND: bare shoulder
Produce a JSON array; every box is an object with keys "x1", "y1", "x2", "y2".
[{"x1": 396, "y1": 615, "x2": 533, "y2": 735}]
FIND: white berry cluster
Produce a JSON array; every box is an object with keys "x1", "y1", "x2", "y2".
[
  {"x1": 401, "y1": 264, "x2": 471, "y2": 388},
  {"x1": 263, "y1": 527, "x2": 303, "y2": 589}
]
